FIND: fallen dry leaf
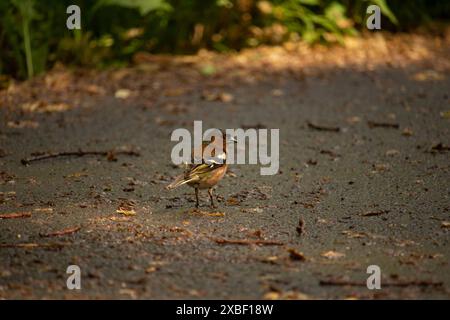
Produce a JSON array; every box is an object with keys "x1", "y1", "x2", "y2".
[
  {"x1": 202, "y1": 91, "x2": 234, "y2": 103},
  {"x1": 119, "y1": 288, "x2": 138, "y2": 299},
  {"x1": 441, "y1": 221, "x2": 450, "y2": 229},
  {"x1": 219, "y1": 92, "x2": 234, "y2": 102},
  {"x1": 271, "y1": 89, "x2": 284, "y2": 96},
  {"x1": 145, "y1": 266, "x2": 158, "y2": 273},
  {"x1": 413, "y1": 70, "x2": 445, "y2": 81},
  {"x1": 187, "y1": 209, "x2": 225, "y2": 217},
  {"x1": 65, "y1": 172, "x2": 88, "y2": 179},
  {"x1": 154, "y1": 117, "x2": 176, "y2": 126},
  {"x1": 206, "y1": 212, "x2": 225, "y2": 217},
  {"x1": 263, "y1": 291, "x2": 280, "y2": 300},
  {"x1": 262, "y1": 256, "x2": 279, "y2": 264},
  {"x1": 346, "y1": 116, "x2": 361, "y2": 124},
  {"x1": 385, "y1": 149, "x2": 400, "y2": 156},
  {"x1": 20, "y1": 102, "x2": 41, "y2": 112},
  {"x1": 402, "y1": 127, "x2": 414, "y2": 136},
  {"x1": 321, "y1": 250, "x2": 345, "y2": 259},
  {"x1": 226, "y1": 171, "x2": 237, "y2": 178},
  {"x1": 373, "y1": 163, "x2": 390, "y2": 172},
  {"x1": 263, "y1": 290, "x2": 311, "y2": 300},
  {"x1": 145, "y1": 261, "x2": 166, "y2": 273},
  {"x1": 115, "y1": 89, "x2": 132, "y2": 99},
  {"x1": 241, "y1": 207, "x2": 264, "y2": 213},
  {"x1": 109, "y1": 216, "x2": 131, "y2": 222},
  {"x1": 84, "y1": 84, "x2": 105, "y2": 95},
  {"x1": 0, "y1": 191, "x2": 16, "y2": 202},
  {"x1": 342, "y1": 230, "x2": 367, "y2": 238},
  {"x1": 7, "y1": 120, "x2": 39, "y2": 129},
  {"x1": 226, "y1": 197, "x2": 240, "y2": 206},
  {"x1": 21, "y1": 102, "x2": 70, "y2": 113},
  {"x1": 116, "y1": 207, "x2": 136, "y2": 216},
  {"x1": 41, "y1": 103, "x2": 71, "y2": 113}
]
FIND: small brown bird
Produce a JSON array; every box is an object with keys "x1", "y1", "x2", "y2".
[{"x1": 167, "y1": 131, "x2": 235, "y2": 208}]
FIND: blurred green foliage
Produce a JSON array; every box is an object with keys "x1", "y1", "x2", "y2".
[{"x1": 0, "y1": 0, "x2": 448, "y2": 79}]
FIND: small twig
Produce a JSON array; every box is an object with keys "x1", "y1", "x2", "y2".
[
  {"x1": 320, "y1": 279, "x2": 443, "y2": 287},
  {"x1": 361, "y1": 210, "x2": 390, "y2": 217},
  {"x1": 287, "y1": 248, "x2": 307, "y2": 261},
  {"x1": 430, "y1": 143, "x2": 450, "y2": 153},
  {"x1": 39, "y1": 226, "x2": 81, "y2": 238},
  {"x1": 320, "y1": 149, "x2": 340, "y2": 158},
  {"x1": 21, "y1": 149, "x2": 140, "y2": 165},
  {"x1": 319, "y1": 280, "x2": 366, "y2": 287},
  {"x1": 367, "y1": 121, "x2": 399, "y2": 129},
  {"x1": 296, "y1": 218, "x2": 305, "y2": 236},
  {"x1": 307, "y1": 121, "x2": 340, "y2": 132},
  {"x1": 383, "y1": 280, "x2": 443, "y2": 288},
  {"x1": 0, "y1": 242, "x2": 67, "y2": 249},
  {"x1": 0, "y1": 212, "x2": 32, "y2": 219},
  {"x1": 212, "y1": 238, "x2": 284, "y2": 246}
]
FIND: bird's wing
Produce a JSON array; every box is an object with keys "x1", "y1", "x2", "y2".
[
  {"x1": 166, "y1": 173, "x2": 200, "y2": 189},
  {"x1": 167, "y1": 161, "x2": 226, "y2": 190},
  {"x1": 188, "y1": 162, "x2": 223, "y2": 177}
]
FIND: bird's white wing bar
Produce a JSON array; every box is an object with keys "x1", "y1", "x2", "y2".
[{"x1": 204, "y1": 152, "x2": 226, "y2": 165}]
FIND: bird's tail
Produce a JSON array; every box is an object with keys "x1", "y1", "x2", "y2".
[{"x1": 166, "y1": 174, "x2": 198, "y2": 190}]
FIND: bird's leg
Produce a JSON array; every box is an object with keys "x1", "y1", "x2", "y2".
[
  {"x1": 195, "y1": 188, "x2": 199, "y2": 208},
  {"x1": 208, "y1": 188, "x2": 217, "y2": 209}
]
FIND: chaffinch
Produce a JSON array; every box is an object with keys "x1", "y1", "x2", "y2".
[{"x1": 167, "y1": 130, "x2": 236, "y2": 208}]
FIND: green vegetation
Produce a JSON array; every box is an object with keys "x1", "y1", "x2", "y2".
[{"x1": 0, "y1": 0, "x2": 449, "y2": 79}]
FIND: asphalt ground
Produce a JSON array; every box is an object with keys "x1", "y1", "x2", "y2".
[{"x1": 0, "y1": 34, "x2": 449, "y2": 299}]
